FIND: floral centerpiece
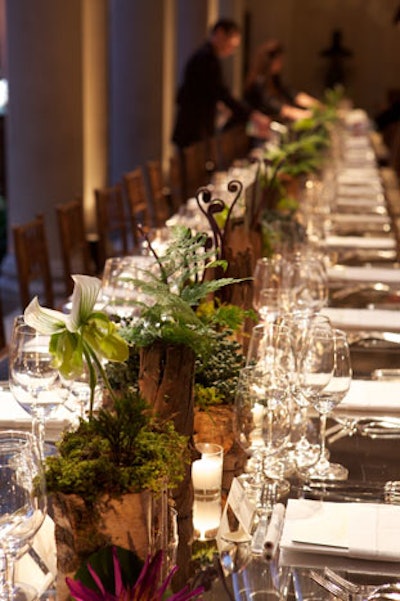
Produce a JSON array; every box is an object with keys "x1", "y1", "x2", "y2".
[{"x1": 24, "y1": 274, "x2": 192, "y2": 600}]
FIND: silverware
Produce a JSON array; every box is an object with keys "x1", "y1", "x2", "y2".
[{"x1": 309, "y1": 569, "x2": 350, "y2": 601}]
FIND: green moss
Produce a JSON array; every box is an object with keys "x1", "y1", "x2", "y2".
[{"x1": 46, "y1": 393, "x2": 189, "y2": 504}]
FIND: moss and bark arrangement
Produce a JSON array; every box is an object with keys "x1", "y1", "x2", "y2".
[{"x1": 46, "y1": 393, "x2": 189, "y2": 600}]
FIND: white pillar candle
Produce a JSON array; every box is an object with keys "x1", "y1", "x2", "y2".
[{"x1": 192, "y1": 456, "x2": 222, "y2": 491}]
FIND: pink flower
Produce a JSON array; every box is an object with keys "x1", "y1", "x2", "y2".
[{"x1": 66, "y1": 548, "x2": 203, "y2": 601}]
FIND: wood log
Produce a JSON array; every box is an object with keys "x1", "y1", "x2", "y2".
[{"x1": 52, "y1": 491, "x2": 154, "y2": 601}]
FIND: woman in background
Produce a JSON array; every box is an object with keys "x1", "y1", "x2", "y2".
[{"x1": 244, "y1": 40, "x2": 320, "y2": 122}]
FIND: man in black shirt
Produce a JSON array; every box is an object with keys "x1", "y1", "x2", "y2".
[{"x1": 172, "y1": 19, "x2": 270, "y2": 149}]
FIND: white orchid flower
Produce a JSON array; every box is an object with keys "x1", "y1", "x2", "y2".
[
  {"x1": 24, "y1": 274, "x2": 101, "y2": 334},
  {"x1": 23, "y1": 274, "x2": 129, "y2": 417}
]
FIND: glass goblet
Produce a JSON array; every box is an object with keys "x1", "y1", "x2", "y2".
[
  {"x1": 9, "y1": 322, "x2": 62, "y2": 454},
  {"x1": 280, "y1": 312, "x2": 333, "y2": 469},
  {"x1": 0, "y1": 430, "x2": 47, "y2": 601},
  {"x1": 283, "y1": 253, "x2": 328, "y2": 314},
  {"x1": 300, "y1": 329, "x2": 352, "y2": 481}
]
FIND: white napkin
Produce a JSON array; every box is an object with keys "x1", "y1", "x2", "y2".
[
  {"x1": 322, "y1": 307, "x2": 400, "y2": 331},
  {"x1": 325, "y1": 235, "x2": 396, "y2": 250},
  {"x1": 337, "y1": 169, "x2": 381, "y2": 184},
  {"x1": 15, "y1": 516, "x2": 57, "y2": 595},
  {"x1": 327, "y1": 265, "x2": 400, "y2": 285},
  {"x1": 281, "y1": 499, "x2": 400, "y2": 561},
  {"x1": 337, "y1": 185, "x2": 383, "y2": 198},
  {"x1": 339, "y1": 379, "x2": 400, "y2": 412},
  {"x1": 336, "y1": 197, "x2": 386, "y2": 210},
  {"x1": 331, "y1": 213, "x2": 389, "y2": 225}
]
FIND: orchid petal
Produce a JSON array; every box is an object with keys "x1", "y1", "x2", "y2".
[
  {"x1": 24, "y1": 297, "x2": 68, "y2": 334},
  {"x1": 68, "y1": 275, "x2": 102, "y2": 331}
]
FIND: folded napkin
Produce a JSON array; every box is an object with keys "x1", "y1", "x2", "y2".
[
  {"x1": 337, "y1": 169, "x2": 381, "y2": 184},
  {"x1": 327, "y1": 265, "x2": 400, "y2": 285},
  {"x1": 331, "y1": 213, "x2": 389, "y2": 225},
  {"x1": 325, "y1": 235, "x2": 396, "y2": 250},
  {"x1": 339, "y1": 379, "x2": 400, "y2": 412},
  {"x1": 280, "y1": 499, "x2": 400, "y2": 561},
  {"x1": 336, "y1": 197, "x2": 386, "y2": 210},
  {"x1": 322, "y1": 307, "x2": 400, "y2": 331},
  {"x1": 15, "y1": 515, "x2": 57, "y2": 595},
  {"x1": 337, "y1": 185, "x2": 383, "y2": 198}
]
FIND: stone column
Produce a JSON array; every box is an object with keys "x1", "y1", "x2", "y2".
[{"x1": 4, "y1": 0, "x2": 108, "y2": 279}]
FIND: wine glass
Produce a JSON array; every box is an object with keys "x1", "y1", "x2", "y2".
[
  {"x1": 280, "y1": 312, "x2": 333, "y2": 469},
  {"x1": 237, "y1": 324, "x2": 294, "y2": 506},
  {"x1": 300, "y1": 329, "x2": 352, "y2": 480},
  {"x1": 282, "y1": 253, "x2": 328, "y2": 314},
  {"x1": 0, "y1": 430, "x2": 47, "y2": 601},
  {"x1": 101, "y1": 255, "x2": 155, "y2": 321},
  {"x1": 61, "y1": 361, "x2": 103, "y2": 419},
  {"x1": 257, "y1": 287, "x2": 293, "y2": 326},
  {"x1": 252, "y1": 256, "x2": 288, "y2": 319},
  {"x1": 8, "y1": 321, "x2": 62, "y2": 454}
]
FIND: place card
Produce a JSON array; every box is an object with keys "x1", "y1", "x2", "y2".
[{"x1": 217, "y1": 477, "x2": 256, "y2": 544}]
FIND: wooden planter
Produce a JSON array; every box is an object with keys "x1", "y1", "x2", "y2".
[{"x1": 52, "y1": 490, "x2": 161, "y2": 601}]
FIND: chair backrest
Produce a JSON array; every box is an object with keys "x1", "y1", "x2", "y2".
[
  {"x1": 56, "y1": 197, "x2": 94, "y2": 296},
  {"x1": 146, "y1": 160, "x2": 172, "y2": 227},
  {"x1": 12, "y1": 214, "x2": 54, "y2": 309},
  {"x1": 123, "y1": 166, "x2": 153, "y2": 246},
  {"x1": 95, "y1": 183, "x2": 130, "y2": 269}
]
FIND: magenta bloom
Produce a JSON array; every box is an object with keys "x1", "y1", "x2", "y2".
[{"x1": 66, "y1": 547, "x2": 203, "y2": 601}]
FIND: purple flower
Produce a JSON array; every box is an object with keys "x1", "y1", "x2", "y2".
[{"x1": 66, "y1": 547, "x2": 204, "y2": 601}]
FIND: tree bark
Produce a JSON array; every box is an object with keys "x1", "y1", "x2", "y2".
[
  {"x1": 139, "y1": 341, "x2": 196, "y2": 585},
  {"x1": 139, "y1": 342, "x2": 196, "y2": 437}
]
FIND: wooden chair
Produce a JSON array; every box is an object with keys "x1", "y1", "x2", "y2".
[
  {"x1": 146, "y1": 160, "x2": 172, "y2": 227},
  {"x1": 12, "y1": 214, "x2": 54, "y2": 309},
  {"x1": 56, "y1": 197, "x2": 94, "y2": 296},
  {"x1": 95, "y1": 183, "x2": 130, "y2": 269},
  {"x1": 123, "y1": 166, "x2": 153, "y2": 246}
]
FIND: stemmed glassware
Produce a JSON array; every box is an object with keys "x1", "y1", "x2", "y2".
[
  {"x1": 0, "y1": 430, "x2": 47, "y2": 601},
  {"x1": 280, "y1": 312, "x2": 333, "y2": 469},
  {"x1": 8, "y1": 321, "x2": 62, "y2": 454},
  {"x1": 282, "y1": 253, "x2": 328, "y2": 314},
  {"x1": 234, "y1": 324, "x2": 294, "y2": 508},
  {"x1": 299, "y1": 329, "x2": 352, "y2": 480}
]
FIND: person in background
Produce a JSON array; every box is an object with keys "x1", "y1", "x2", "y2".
[
  {"x1": 244, "y1": 39, "x2": 320, "y2": 122},
  {"x1": 172, "y1": 18, "x2": 270, "y2": 150}
]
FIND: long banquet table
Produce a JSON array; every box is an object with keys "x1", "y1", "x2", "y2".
[{"x1": 6, "y1": 110, "x2": 400, "y2": 600}]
